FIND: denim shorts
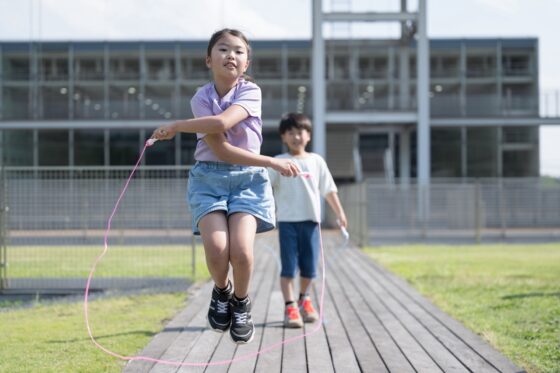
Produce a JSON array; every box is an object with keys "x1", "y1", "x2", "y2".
[
  {"x1": 187, "y1": 161, "x2": 275, "y2": 235},
  {"x1": 278, "y1": 221, "x2": 320, "y2": 279}
]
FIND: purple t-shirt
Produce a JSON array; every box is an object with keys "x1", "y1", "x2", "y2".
[{"x1": 191, "y1": 79, "x2": 263, "y2": 162}]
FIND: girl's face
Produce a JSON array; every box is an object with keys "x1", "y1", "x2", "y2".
[{"x1": 206, "y1": 33, "x2": 250, "y2": 81}]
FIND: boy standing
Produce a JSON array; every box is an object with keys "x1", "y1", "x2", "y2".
[{"x1": 267, "y1": 113, "x2": 348, "y2": 328}]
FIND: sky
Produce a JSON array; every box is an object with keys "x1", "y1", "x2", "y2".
[{"x1": 0, "y1": 0, "x2": 559, "y2": 176}]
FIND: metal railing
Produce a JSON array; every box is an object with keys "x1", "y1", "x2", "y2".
[
  {"x1": 336, "y1": 177, "x2": 560, "y2": 245},
  {"x1": 1, "y1": 166, "x2": 197, "y2": 293},
  {"x1": 3, "y1": 166, "x2": 560, "y2": 292}
]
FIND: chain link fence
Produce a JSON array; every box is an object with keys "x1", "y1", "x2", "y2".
[
  {"x1": 1, "y1": 166, "x2": 198, "y2": 293},
  {"x1": 2, "y1": 167, "x2": 560, "y2": 293},
  {"x1": 335, "y1": 178, "x2": 560, "y2": 245}
]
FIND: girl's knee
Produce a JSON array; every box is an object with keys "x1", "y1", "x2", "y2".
[{"x1": 230, "y1": 249, "x2": 252, "y2": 267}]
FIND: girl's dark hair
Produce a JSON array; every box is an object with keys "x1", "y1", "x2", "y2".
[
  {"x1": 278, "y1": 113, "x2": 312, "y2": 135},
  {"x1": 207, "y1": 28, "x2": 254, "y2": 82}
]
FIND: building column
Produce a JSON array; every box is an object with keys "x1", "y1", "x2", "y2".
[
  {"x1": 416, "y1": 0, "x2": 430, "y2": 219},
  {"x1": 312, "y1": 0, "x2": 326, "y2": 158}
]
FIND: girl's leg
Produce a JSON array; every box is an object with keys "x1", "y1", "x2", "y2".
[
  {"x1": 227, "y1": 212, "x2": 257, "y2": 298},
  {"x1": 198, "y1": 211, "x2": 230, "y2": 288}
]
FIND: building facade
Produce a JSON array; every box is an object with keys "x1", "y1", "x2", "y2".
[{"x1": 0, "y1": 38, "x2": 540, "y2": 179}]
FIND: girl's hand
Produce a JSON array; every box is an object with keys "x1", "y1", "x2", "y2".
[
  {"x1": 271, "y1": 158, "x2": 300, "y2": 177},
  {"x1": 151, "y1": 123, "x2": 177, "y2": 141}
]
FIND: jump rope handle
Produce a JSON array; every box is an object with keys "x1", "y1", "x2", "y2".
[
  {"x1": 337, "y1": 219, "x2": 350, "y2": 241},
  {"x1": 146, "y1": 138, "x2": 158, "y2": 146}
]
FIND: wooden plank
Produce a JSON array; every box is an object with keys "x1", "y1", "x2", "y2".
[
  {"x1": 122, "y1": 281, "x2": 213, "y2": 373},
  {"x1": 324, "y1": 252, "x2": 390, "y2": 372},
  {"x1": 339, "y1": 248, "x2": 470, "y2": 372},
  {"x1": 328, "y1": 247, "x2": 443, "y2": 372},
  {"x1": 320, "y1": 270, "x2": 362, "y2": 372},
  {"x1": 175, "y1": 247, "x2": 273, "y2": 373},
  {"x1": 350, "y1": 248, "x2": 522, "y2": 373},
  {"x1": 219, "y1": 249, "x2": 278, "y2": 373},
  {"x1": 305, "y1": 285, "x2": 335, "y2": 373},
  {"x1": 322, "y1": 240, "x2": 415, "y2": 373},
  {"x1": 281, "y1": 313, "x2": 308, "y2": 372},
  {"x1": 252, "y1": 290, "x2": 284, "y2": 373}
]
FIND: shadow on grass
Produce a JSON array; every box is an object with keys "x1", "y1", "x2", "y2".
[
  {"x1": 501, "y1": 292, "x2": 560, "y2": 300},
  {"x1": 48, "y1": 330, "x2": 156, "y2": 343}
]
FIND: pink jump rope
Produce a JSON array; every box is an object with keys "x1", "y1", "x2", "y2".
[{"x1": 84, "y1": 138, "x2": 349, "y2": 367}]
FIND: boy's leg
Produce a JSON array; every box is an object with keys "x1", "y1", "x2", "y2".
[
  {"x1": 279, "y1": 222, "x2": 303, "y2": 328},
  {"x1": 199, "y1": 211, "x2": 234, "y2": 332},
  {"x1": 227, "y1": 212, "x2": 257, "y2": 344},
  {"x1": 298, "y1": 222, "x2": 320, "y2": 323},
  {"x1": 280, "y1": 276, "x2": 296, "y2": 303},
  {"x1": 299, "y1": 277, "x2": 312, "y2": 296}
]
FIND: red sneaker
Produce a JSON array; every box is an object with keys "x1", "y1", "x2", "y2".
[
  {"x1": 298, "y1": 296, "x2": 319, "y2": 323},
  {"x1": 284, "y1": 303, "x2": 303, "y2": 328}
]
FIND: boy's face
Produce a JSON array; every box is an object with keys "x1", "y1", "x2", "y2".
[{"x1": 281, "y1": 127, "x2": 311, "y2": 154}]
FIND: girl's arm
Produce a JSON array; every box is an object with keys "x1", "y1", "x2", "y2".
[
  {"x1": 151, "y1": 105, "x2": 249, "y2": 140},
  {"x1": 203, "y1": 133, "x2": 300, "y2": 177}
]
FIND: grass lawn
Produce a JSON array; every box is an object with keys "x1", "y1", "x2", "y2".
[
  {"x1": 5, "y1": 245, "x2": 207, "y2": 279},
  {"x1": 364, "y1": 243, "x2": 560, "y2": 373},
  {"x1": 0, "y1": 244, "x2": 211, "y2": 372},
  {"x1": 0, "y1": 292, "x2": 188, "y2": 373}
]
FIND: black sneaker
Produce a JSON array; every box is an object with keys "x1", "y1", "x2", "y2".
[
  {"x1": 229, "y1": 295, "x2": 254, "y2": 344},
  {"x1": 207, "y1": 281, "x2": 232, "y2": 332}
]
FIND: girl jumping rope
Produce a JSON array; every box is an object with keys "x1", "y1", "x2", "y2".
[{"x1": 151, "y1": 29, "x2": 299, "y2": 344}]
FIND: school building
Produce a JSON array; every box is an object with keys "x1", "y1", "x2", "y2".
[{"x1": 0, "y1": 36, "x2": 549, "y2": 180}]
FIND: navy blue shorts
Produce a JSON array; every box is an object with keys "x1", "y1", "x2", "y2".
[{"x1": 278, "y1": 221, "x2": 320, "y2": 279}]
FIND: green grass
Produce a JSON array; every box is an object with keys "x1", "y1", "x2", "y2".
[
  {"x1": 364, "y1": 243, "x2": 560, "y2": 373},
  {"x1": 0, "y1": 244, "x2": 211, "y2": 372},
  {"x1": 5, "y1": 245, "x2": 208, "y2": 280},
  {"x1": 0, "y1": 292, "x2": 188, "y2": 373}
]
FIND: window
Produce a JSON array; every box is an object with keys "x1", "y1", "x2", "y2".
[
  {"x1": 2, "y1": 130, "x2": 33, "y2": 166},
  {"x1": 39, "y1": 130, "x2": 69, "y2": 166},
  {"x1": 75, "y1": 129, "x2": 104, "y2": 166},
  {"x1": 110, "y1": 130, "x2": 139, "y2": 165}
]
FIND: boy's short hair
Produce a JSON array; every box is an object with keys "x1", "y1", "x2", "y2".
[{"x1": 278, "y1": 113, "x2": 312, "y2": 135}]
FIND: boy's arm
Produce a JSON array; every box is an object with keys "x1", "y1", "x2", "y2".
[
  {"x1": 325, "y1": 191, "x2": 348, "y2": 228},
  {"x1": 203, "y1": 133, "x2": 300, "y2": 177}
]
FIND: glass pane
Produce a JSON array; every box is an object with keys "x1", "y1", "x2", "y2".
[
  {"x1": 467, "y1": 127, "x2": 498, "y2": 177},
  {"x1": 110, "y1": 130, "x2": 139, "y2": 165},
  {"x1": 145, "y1": 138, "x2": 175, "y2": 165},
  {"x1": 38, "y1": 130, "x2": 69, "y2": 166},
  {"x1": 109, "y1": 85, "x2": 140, "y2": 119},
  {"x1": 3, "y1": 86, "x2": 30, "y2": 119},
  {"x1": 75, "y1": 129, "x2": 104, "y2": 166},
  {"x1": 431, "y1": 128, "x2": 461, "y2": 177},
  {"x1": 74, "y1": 85, "x2": 105, "y2": 119},
  {"x1": 180, "y1": 133, "x2": 198, "y2": 165},
  {"x1": 40, "y1": 85, "x2": 69, "y2": 119},
  {"x1": 3, "y1": 130, "x2": 33, "y2": 166},
  {"x1": 144, "y1": 84, "x2": 175, "y2": 120}
]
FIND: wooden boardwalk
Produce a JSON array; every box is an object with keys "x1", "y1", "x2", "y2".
[{"x1": 123, "y1": 231, "x2": 525, "y2": 373}]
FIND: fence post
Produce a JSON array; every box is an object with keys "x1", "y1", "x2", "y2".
[
  {"x1": 191, "y1": 232, "x2": 196, "y2": 281},
  {"x1": 0, "y1": 164, "x2": 8, "y2": 291},
  {"x1": 359, "y1": 181, "x2": 368, "y2": 247},
  {"x1": 475, "y1": 181, "x2": 481, "y2": 243},
  {"x1": 499, "y1": 180, "x2": 507, "y2": 239}
]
